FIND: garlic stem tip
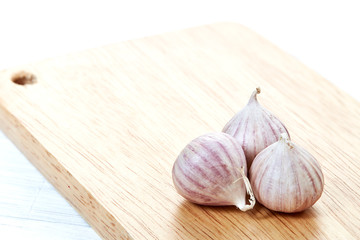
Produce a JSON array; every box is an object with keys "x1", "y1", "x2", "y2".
[
  {"x1": 279, "y1": 133, "x2": 293, "y2": 149},
  {"x1": 238, "y1": 167, "x2": 256, "y2": 211},
  {"x1": 249, "y1": 87, "x2": 261, "y2": 103},
  {"x1": 280, "y1": 133, "x2": 289, "y2": 140},
  {"x1": 236, "y1": 202, "x2": 254, "y2": 212}
]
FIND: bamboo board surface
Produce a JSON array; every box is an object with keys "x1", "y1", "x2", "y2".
[{"x1": 0, "y1": 23, "x2": 359, "y2": 239}]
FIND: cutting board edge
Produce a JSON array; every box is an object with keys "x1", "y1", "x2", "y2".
[{"x1": 0, "y1": 104, "x2": 133, "y2": 240}]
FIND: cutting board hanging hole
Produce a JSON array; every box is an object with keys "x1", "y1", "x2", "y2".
[{"x1": 11, "y1": 71, "x2": 36, "y2": 85}]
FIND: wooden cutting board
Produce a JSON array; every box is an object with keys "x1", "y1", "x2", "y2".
[{"x1": 0, "y1": 23, "x2": 359, "y2": 239}]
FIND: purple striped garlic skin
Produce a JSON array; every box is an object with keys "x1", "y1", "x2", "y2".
[
  {"x1": 249, "y1": 133, "x2": 324, "y2": 213},
  {"x1": 172, "y1": 132, "x2": 255, "y2": 211},
  {"x1": 223, "y1": 87, "x2": 290, "y2": 169}
]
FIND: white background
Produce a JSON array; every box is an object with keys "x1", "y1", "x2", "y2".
[{"x1": 0, "y1": 1, "x2": 359, "y2": 239}]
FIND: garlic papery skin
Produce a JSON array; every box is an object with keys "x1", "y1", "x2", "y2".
[
  {"x1": 172, "y1": 133, "x2": 255, "y2": 211},
  {"x1": 249, "y1": 133, "x2": 324, "y2": 213},
  {"x1": 223, "y1": 87, "x2": 290, "y2": 169}
]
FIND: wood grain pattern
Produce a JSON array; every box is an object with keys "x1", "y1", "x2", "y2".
[{"x1": 0, "y1": 23, "x2": 359, "y2": 239}]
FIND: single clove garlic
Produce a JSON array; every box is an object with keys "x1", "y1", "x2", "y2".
[
  {"x1": 223, "y1": 87, "x2": 290, "y2": 169},
  {"x1": 249, "y1": 133, "x2": 324, "y2": 213},
  {"x1": 172, "y1": 132, "x2": 255, "y2": 211}
]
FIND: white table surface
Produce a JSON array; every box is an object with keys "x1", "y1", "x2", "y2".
[{"x1": 1, "y1": 1, "x2": 359, "y2": 239}]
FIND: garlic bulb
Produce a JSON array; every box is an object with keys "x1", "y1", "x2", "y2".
[
  {"x1": 223, "y1": 87, "x2": 290, "y2": 168},
  {"x1": 172, "y1": 133, "x2": 255, "y2": 211},
  {"x1": 249, "y1": 133, "x2": 324, "y2": 213}
]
